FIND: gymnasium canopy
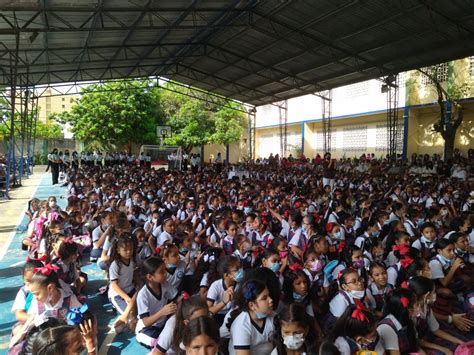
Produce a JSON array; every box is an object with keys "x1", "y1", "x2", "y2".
[{"x1": 1, "y1": 0, "x2": 474, "y2": 106}]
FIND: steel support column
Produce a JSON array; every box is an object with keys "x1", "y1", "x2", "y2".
[
  {"x1": 278, "y1": 100, "x2": 288, "y2": 157},
  {"x1": 320, "y1": 90, "x2": 333, "y2": 154},
  {"x1": 384, "y1": 75, "x2": 399, "y2": 159},
  {"x1": 248, "y1": 107, "x2": 256, "y2": 161}
]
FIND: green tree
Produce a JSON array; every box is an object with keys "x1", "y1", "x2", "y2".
[
  {"x1": 160, "y1": 83, "x2": 247, "y2": 152},
  {"x1": 51, "y1": 80, "x2": 162, "y2": 151},
  {"x1": 418, "y1": 63, "x2": 470, "y2": 161},
  {"x1": 35, "y1": 120, "x2": 63, "y2": 139},
  {"x1": 211, "y1": 103, "x2": 247, "y2": 145}
]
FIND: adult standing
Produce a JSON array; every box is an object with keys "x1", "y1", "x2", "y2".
[
  {"x1": 322, "y1": 152, "x2": 336, "y2": 190},
  {"x1": 191, "y1": 154, "x2": 199, "y2": 174},
  {"x1": 49, "y1": 148, "x2": 61, "y2": 185},
  {"x1": 215, "y1": 152, "x2": 222, "y2": 174}
]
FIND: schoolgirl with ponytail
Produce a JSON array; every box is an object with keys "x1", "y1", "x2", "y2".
[
  {"x1": 226, "y1": 279, "x2": 274, "y2": 354},
  {"x1": 27, "y1": 264, "x2": 82, "y2": 320},
  {"x1": 377, "y1": 288, "x2": 419, "y2": 354},
  {"x1": 330, "y1": 304, "x2": 385, "y2": 354},
  {"x1": 151, "y1": 293, "x2": 208, "y2": 355}
]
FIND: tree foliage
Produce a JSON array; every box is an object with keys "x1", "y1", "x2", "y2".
[
  {"x1": 51, "y1": 80, "x2": 163, "y2": 150},
  {"x1": 418, "y1": 63, "x2": 470, "y2": 160},
  {"x1": 160, "y1": 83, "x2": 247, "y2": 151}
]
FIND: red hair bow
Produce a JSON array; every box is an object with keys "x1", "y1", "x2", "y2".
[
  {"x1": 252, "y1": 246, "x2": 264, "y2": 257},
  {"x1": 337, "y1": 241, "x2": 346, "y2": 254},
  {"x1": 400, "y1": 297, "x2": 409, "y2": 308},
  {"x1": 182, "y1": 291, "x2": 190, "y2": 301},
  {"x1": 351, "y1": 307, "x2": 368, "y2": 322},
  {"x1": 288, "y1": 263, "x2": 302, "y2": 272},
  {"x1": 400, "y1": 256, "x2": 414, "y2": 269},
  {"x1": 33, "y1": 264, "x2": 59, "y2": 276},
  {"x1": 294, "y1": 201, "x2": 301, "y2": 209},
  {"x1": 155, "y1": 247, "x2": 161, "y2": 254},
  {"x1": 401, "y1": 281, "x2": 408, "y2": 289},
  {"x1": 392, "y1": 244, "x2": 409, "y2": 256}
]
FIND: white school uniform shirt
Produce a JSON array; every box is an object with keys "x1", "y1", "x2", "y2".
[
  {"x1": 412, "y1": 237, "x2": 434, "y2": 252},
  {"x1": 387, "y1": 262, "x2": 401, "y2": 287},
  {"x1": 334, "y1": 336, "x2": 385, "y2": 355},
  {"x1": 166, "y1": 260, "x2": 187, "y2": 290},
  {"x1": 92, "y1": 225, "x2": 105, "y2": 247},
  {"x1": 108, "y1": 259, "x2": 136, "y2": 299},
  {"x1": 354, "y1": 232, "x2": 369, "y2": 249},
  {"x1": 157, "y1": 231, "x2": 173, "y2": 247},
  {"x1": 229, "y1": 312, "x2": 275, "y2": 355},
  {"x1": 207, "y1": 279, "x2": 233, "y2": 315},
  {"x1": 136, "y1": 282, "x2": 177, "y2": 331},
  {"x1": 385, "y1": 251, "x2": 399, "y2": 267},
  {"x1": 28, "y1": 287, "x2": 81, "y2": 318},
  {"x1": 329, "y1": 291, "x2": 356, "y2": 317},
  {"x1": 429, "y1": 255, "x2": 450, "y2": 280},
  {"x1": 154, "y1": 315, "x2": 178, "y2": 354},
  {"x1": 365, "y1": 283, "x2": 392, "y2": 310},
  {"x1": 377, "y1": 314, "x2": 404, "y2": 351}
]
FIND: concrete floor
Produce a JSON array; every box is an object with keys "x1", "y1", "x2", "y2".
[{"x1": 0, "y1": 166, "x2": 48, "y2": 259}]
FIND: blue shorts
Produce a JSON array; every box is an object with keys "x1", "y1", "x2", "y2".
[{"x1": 110, "y1": 289, "x2": 135, "y2": 314}]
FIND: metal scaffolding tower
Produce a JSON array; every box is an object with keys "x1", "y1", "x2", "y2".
[
  {"x1": 247, "y1": 107, "x2": 256, "y2": 161},
  {"x1": 320, "y1": 90, "x2": 333, "y2": 153},
  {"x1": 383, "y1": 74, "x2": 399, "y2": 159},
  {"x1": 0, "y1": 38, "x2": 38, "y2": 199},
  {"x1": 278, "y1": 100, "x2": 288, "y2": 157}
]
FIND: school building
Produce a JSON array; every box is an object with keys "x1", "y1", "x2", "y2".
[{"x1": 204, "y1": 57, "x2": 474, "y2": 162}]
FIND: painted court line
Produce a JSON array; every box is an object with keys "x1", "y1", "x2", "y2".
[{"x1": 98, "y1": 328, "x2": 117, "y2": 355}]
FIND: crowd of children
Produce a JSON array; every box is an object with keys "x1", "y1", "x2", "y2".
[{"x1": 7, "y1": 150, "x2": 474, "y2": 354}]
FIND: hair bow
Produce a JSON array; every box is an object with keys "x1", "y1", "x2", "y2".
[
  {"x1": 33, "y1": 264, "x2": 59, "y2": 276},
  {"x1": 244, "y1": 282, "x2": 256, "y2": 301},
  {"x1": 294, "y1": 201, "x2": 301, "y2": 209},
  {"x1": 401, "y1": 281, "x2": 408, "y2": 289},
  {"x1": 400, "y1": 256, "x2": 414, "y2": 269},
  {"x1": 351, "y1": 307, "x2": 368, "y2": 322},
  {"x1": 252, "y1": 246, "x2": 264, "y2": 257},
  {"x1": 400, "y1": 297, "x2": 409, "y2": 308},
  {"x1": 288, "y1": 263, "x2": 302, "y2": 272},
  {"x1": 182, "y1": 291, "x2": 190, "y2": 301},
  {"x1": 66, "y1": 304, "x2": 89, "y2": 325},
  {"x1": 155, "y1": 247, "x2": 161, "y2": 255},
  {"x1": 392, "y1": 244, "x2": 409, "y2": 256}
]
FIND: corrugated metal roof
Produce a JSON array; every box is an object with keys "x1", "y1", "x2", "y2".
[{"x1": 1, "y1": 0, "x2": 473, "y2": 105}]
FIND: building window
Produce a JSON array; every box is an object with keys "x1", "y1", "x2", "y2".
[
  {"x1": 62, "y1": 97, "x2": 65, "y2": 101},
  {"x1": 62, "y1": 105, "x2": 65, "y2": 109},
  {"x1": 420, "y1": 62, "x2": 449, "y2": 86},
  {"x1": 342, "y1": 126, "x2": 367, "y2": 152},
  {"x1": 375, "y1": 124, "x2": 404, "y2": 152}
]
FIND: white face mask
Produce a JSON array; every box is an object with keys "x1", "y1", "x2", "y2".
[
  {"x1": 283, "y1": 333, "x2": 305, "y2": 350},
  {"x1": 350, "y1": 290, "x2": 365, "y2": 299},
  {"x1": 48, "y1": 201, "x2": 56, "y2": 208}
]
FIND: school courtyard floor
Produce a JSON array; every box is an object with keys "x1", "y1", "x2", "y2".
[{"x1": 0, "y1": 168, "x2": 142, "y2": 354}]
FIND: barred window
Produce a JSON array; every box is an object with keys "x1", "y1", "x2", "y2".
[
  {"x1": 420, "y1": 63, "x2": 449, "y2": 86},
  {"x1": 375, "y1": 124, "x2": 404, "y2": 152},
  {"x1": 342, "y1": 126, "x2": 367, "y2": 152}
]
